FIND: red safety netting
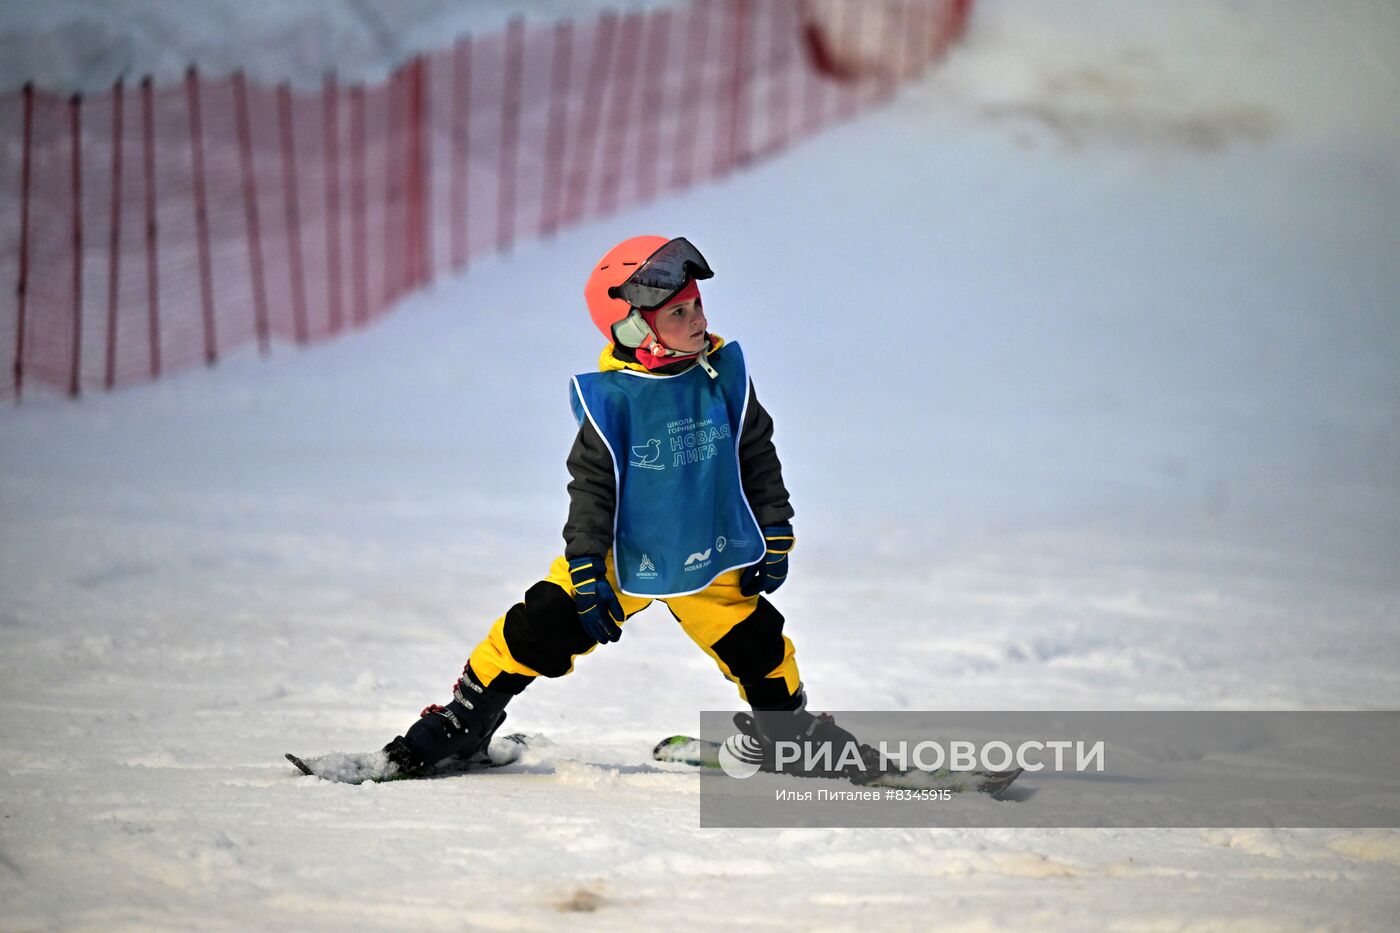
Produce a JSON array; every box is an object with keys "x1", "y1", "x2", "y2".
[{"x1": 0, "y1": 0, "x2": 970, "y2": 400}]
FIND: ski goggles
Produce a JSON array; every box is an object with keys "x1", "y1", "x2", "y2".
[{"x1": 607, "y1": 237, "x2": 714, "y2": 311}]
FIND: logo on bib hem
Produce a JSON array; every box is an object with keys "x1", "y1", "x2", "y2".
[{"x1": 684, "y1": 549, "x2": 713, "y2": 572}]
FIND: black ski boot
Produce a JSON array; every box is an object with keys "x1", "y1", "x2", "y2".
[
  {"x1": 738, "y1": 688, "x2": 884, "y2": 782},
  {"x1": 383, "y1": 665, "x2": 512, "y2": 777}
]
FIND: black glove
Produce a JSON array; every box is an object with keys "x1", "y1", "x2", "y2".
[
  {"x1": 568, "y1": 555, "x2": 625, "y2": 644},
  {"x1": 739, "y1": 524, "x2": 794, "y2": 597}
]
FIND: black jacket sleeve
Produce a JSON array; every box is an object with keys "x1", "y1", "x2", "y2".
[
  {"x1": 739, "y1": 381, "x2": 795, "y2": 527},
  {"x1": 563, "y1": 419, "x2": 616, "y2": 560}
]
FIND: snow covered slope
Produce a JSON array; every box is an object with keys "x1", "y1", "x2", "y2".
[{"x1": 2, "y1": 0, "x2": 1399, "y2": 928}]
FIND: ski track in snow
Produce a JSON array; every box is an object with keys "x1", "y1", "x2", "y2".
[{"x1": 3, "y1": 0, "x2": 1400, "y2": 928}]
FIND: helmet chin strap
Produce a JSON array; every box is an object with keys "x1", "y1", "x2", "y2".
[
  {"x1": 613, "y1": 309, "x2": 718, "y2": 379},
  {"x1": 612, "y1": 308, "x2": 656, "y2": 352}
]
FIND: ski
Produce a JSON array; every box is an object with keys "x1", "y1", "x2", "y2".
[
  {"x1": 286, "y1": 733, "x2": 529, "y2": 785},
  {"x1": 651, "y1": 735, "x2": 1023, "y2": 797},
  {"x1": 289, "y1": 730, "x2": 1021, "y2": 796}
]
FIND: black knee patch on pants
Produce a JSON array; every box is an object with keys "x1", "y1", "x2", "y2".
[
  {"x1": 501, "y1": 580, "x2": 596, "y2": 679},
  {"x1": 743, "y1": 676, "x2": 796, "y2": 709},
  {"x1": 710, "y1": 597, "x2": 787, "y2": 688}
]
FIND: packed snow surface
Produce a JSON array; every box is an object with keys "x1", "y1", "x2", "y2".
[{"x1": 3, "y1": 0, "x2": 1400, "y2": 929}]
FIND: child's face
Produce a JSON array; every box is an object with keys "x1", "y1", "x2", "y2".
[{"x1": 652, "y1": 297, "x2": 708, "y2": 353}]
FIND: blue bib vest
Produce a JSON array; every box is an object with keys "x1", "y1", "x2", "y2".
[{"x1": 569, "y1": 342, "x2": 765, "y2": 597}]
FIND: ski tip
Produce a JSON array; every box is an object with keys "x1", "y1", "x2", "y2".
[
  {"x1": 652, "y1": 735, "x2": 693, "y2": 760},
  {"x1": 986, "y1": 767, "x2": 1024, "y2": 798},
  {"x1": 285, "y1": 753, "x2": 314, "y2": 776}
]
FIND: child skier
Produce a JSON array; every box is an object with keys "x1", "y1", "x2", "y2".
[{"x1": 381, "y1": 235, "x2": 859, "y2": 776}]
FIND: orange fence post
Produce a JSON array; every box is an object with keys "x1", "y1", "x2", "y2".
[
  {"x1": 233, "y1": 72, "x2": 270, "y2": 353},
  {"x1": 563, "y1": 11, "x2": 616, "y2": 226},
  {"x1": 671, "y1": 3, "x2": 709, "y2": 191},
  {"x1": 838, "y1": 0, "x2": 860, "y2": 120},
  {"x1": 68, "y1": 94, "x2": 83, "y2": 398},
  {"x1": 397, "y1": 66, "x2": 412, "y2": 297},
  {"x1": 187, "y1": 67, "x2": 218, "y2": 365},
  {"x1": 539, "y1": 20, "x2": 573, "y2": 239},
  {"x1": 13, "y1": 83, "x2": 34, "y2": 399},
  {"x1": 140, "y1": 77, "x2": 162, "y2": 377},
  {"x1": 449, "y1": 35, "x2": 472, "y2": 269},
  {"x1": 762, "y1": 0, "x2": 791, "y2": 157},
  {"x1": 723, "y1": 0, "x2": 753, "y2": 173},
  {"x1": 350, "y1": 83, "x2": 368, "y2": 326},
  {"x1": 598, "y1": 11, "x2": 643, "y2": 217},
  {"x1": 277, "y1": 83, "x2": 309, "y2": 344},
  {"x1": 104, "y1": 78, "x2": 124, "y2": 389},
  {"x1": 497, "y1": 19, "x2": 524, "y2": 254},
  {"x1": 952, "y1": 0, "x2": 972, "y2": 38},
  {"x1": 323, "y1": 72, "x2": 344, "y2": 334},
  {"x1": 635, "y1": 8, "x2": 672, "y2": 203},
  {"x1": 414, "y1": 56, "x2": 432, "y2": 285},
  {"x1": 384, "y1": 67, "x2": 403, "y2": 305}
]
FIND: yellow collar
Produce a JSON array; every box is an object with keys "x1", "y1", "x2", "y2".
[{"x1": 598, "y1": 334, "x2": 725, "y2": 373}]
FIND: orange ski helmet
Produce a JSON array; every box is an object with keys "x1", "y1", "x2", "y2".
[
  {"x1": 584, "y1": 235, "x2": 713, "y2": 347},
  {"x1": 585, "y1": 235, "x2": 669, "y2": 343}
]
